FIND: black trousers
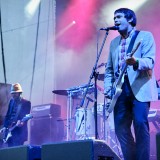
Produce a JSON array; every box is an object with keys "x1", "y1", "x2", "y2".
[{"x1": 114, "y1": 77, "x2": 150, "y2": 160}]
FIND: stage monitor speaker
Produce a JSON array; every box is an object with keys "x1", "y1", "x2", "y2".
[
  {"x1": 42, "y1": 139, "x2": 121, "y2": 160},
  {"x1": 0, "y1": 145, "x2": 41, "y2": 160},
  {"x1": 30, "y1": 116, "x2": 64, "y2": 145}
]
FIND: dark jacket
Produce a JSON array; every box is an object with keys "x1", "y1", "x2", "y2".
[{"x1": 4, "y1": 98, "x2": 31, "y2": 143}]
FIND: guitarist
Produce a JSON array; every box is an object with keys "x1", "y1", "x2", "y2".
[
  {"x1": 104, "y1": 8, "x2": 158, "y2": 160},
  {"x1": 0, "y1": 83, "x2": 31, "y2": 147}
]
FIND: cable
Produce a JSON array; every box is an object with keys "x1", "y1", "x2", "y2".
[
  {"x1": 29, "y1": 2, "x2": 41, "y2": 101},
  {"x1": 41, "y1": 0, "x2": 51, "y2": 103},
  {"x1": 0, "y1": 3, "x2": 7, "y2": 83}
]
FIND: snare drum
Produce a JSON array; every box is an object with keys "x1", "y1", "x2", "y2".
[{"x1": 75, "y1": 108, "x2": 95, "y2": 136}]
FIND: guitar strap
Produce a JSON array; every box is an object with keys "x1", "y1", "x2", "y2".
[{"x1": 127, "y1": 30, "x2": 140, "y2": 54}]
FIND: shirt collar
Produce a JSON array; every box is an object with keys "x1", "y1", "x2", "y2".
[{"x1": 121, "y1": 27, "x2": 136, "y2": 40}]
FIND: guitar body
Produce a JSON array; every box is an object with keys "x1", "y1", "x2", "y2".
[
  {"x1": 3, "y1": 130, "x2": 12, "y2": 143},
  {"x1": 107, "y1": 86, "x2": 122, "y2": 113},
  {"x1": 3, "y1": 114, "x2": 33, "y2": 143}
]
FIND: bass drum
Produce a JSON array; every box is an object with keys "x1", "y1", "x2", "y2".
[{"x1": 75, "y1": 108, "x2": 95, "y2": 138}]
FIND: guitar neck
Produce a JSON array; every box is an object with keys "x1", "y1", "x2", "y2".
[
  {"x1": 9, "y1": 115, "x2": 32, "y2": 132},
  {"x1": 115, "y1": 64, "x2": 128, "y2": 86},
  {"x1": 9, "y1": 125, "x2": 17, "y2": 132}
]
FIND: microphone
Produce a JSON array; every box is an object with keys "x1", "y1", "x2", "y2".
[{"x1": 100, "y1": 26, "x2": 119, "y2": 31}]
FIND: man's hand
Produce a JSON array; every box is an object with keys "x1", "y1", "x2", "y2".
[
  {"x1": 16, "y1": 120, "x2": 24, "y2": 127},
  {"x1": 0, "y1": 127, "x2": 6, "y2": 133},
  {"x1": 126, "y1": 56, "x2": 137, "y2": 65},
  {"x1": 106, "y1": 98, "x2": 111, "y2": 106}
]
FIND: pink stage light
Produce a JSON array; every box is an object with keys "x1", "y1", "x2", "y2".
[{"x1": 56, "y1": 0, "x2": 102, "y2": 53}]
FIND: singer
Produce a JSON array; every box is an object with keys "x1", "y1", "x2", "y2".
[{"x1": 104, "y1": 8, "x2": 158, "y2": 160}]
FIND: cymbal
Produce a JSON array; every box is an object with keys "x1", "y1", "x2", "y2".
[
  {"x1": 52, "y1": 90, "x2": 68, "y2": 96},
  {"x1": 52, "y1": 83, "x2": 95, "y2": 97},
  {"x1": 98, "y1": 74, "x2": 104, "y2": 81},
  {"x1": 52, "y1": 87, "x2": 83, "y2": 96},
  {"x1": 52, "y1": 89, "x2": 84, "y2": 98}
]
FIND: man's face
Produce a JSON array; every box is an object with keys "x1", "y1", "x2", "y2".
[
  {"x1": 114, "y1": 12, "x2": 130, "y2": 32},
  {"x1": 11, "y1": 92, "x2": 21, "y2": 100}
]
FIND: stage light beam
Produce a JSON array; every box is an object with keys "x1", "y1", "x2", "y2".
[
  {"x1": 55, "y1": 21, "x2": 76, "y2": 40},
  {"x1": 25, "y1": 0, "x2": 41, "y2": 19}
]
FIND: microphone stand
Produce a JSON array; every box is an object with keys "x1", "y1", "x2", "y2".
[{"x1": 79, "y1": 30, "x2": 109, "y2": 139}]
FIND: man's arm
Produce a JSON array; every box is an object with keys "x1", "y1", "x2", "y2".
[
  {"x1": 104, "y1": 41, "x2": 115, "y2": 99},
  {"x1": 126, "y1": 32, "x2": 156, "y2": 71}
]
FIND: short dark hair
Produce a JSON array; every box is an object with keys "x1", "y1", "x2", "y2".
[{"x1": 114, "y1": 8, "x2": 137, "y2": 27}]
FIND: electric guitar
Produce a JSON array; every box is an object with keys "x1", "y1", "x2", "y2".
[
  {"x1": 3, "y1": 114, "x2": 33, "y2": 143},
  {"x1": 106, "y1": 41, "x2": 141, "y2": 116}
]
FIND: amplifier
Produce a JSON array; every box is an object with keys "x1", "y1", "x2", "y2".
[
  {"x1": 29, "y1": 116, "x2": 64, "y2": 145},
  {"x1": 31, "y1": 103, "x2": 61, "y2": 118}
]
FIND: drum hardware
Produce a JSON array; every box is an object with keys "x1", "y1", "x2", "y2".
[
  {"x1": 52, "y1": 85, "x2": 114, "y2": 141},
  {"x1": 52, "y1": 83, "x2": 110, "y2": 141},
  {"x1": 78, "y1": 72, "x2": 107, "y2": 139},
  {"x1": 52, "y1": 83, "x2": 95, "y2": 98},
  {"x1": 75, "y1": 108, "x2": 95, "y2": 139},
  {"x1": 52, "y1": 89, "x2": 68, "y2": 96},
  {"x1": 73, "y1": 86, "x2": 95, "y2": 140},
  {"x1": 156, "y1": 80, "x2": 160, "y2": 100},
  {"x1": 52, "y1": 83, "x2": 95, "y2": 141},
  {"x1": 96, "y1": 62, "x2": 106, "y2": 69},
  {"x1": 75, "y1": 94, "x2": 95, "y2": 140},
  {"x1": 97, "y1": 73, "x2": 105, "y2": 81},
  {"x1": 158, "y1": 88, "x2": 160, "y2": 100}
]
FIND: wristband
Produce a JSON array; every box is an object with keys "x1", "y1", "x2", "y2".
[{"x1": 133, "y1": 59, "x2": 139, "y2": 71}]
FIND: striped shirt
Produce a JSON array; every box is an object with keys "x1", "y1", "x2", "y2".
[{"x1": 115, "y1": 28, "x2": 136, "y2": 78}]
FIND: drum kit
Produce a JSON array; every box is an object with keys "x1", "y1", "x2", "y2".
[
  {"x1": 53, "y1": 83, "x2": 96, "y2": 140},
  {"x1": 52, "y1": 78, "x2": 115, "y2": 141}
]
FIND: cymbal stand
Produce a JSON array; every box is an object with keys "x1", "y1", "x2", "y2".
[
  {"x1": 66, "y1": 90, "x2": 73, "y2": 141},
  {"x1": 83, "y1": 95, "x2": 90, "y2": 139},
  {"x1": 79, "y1": 30, "x2": 109, "y2": 139},
  {"x1": 103, "y1": 98, "x2": 110, "y2": 141}
]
